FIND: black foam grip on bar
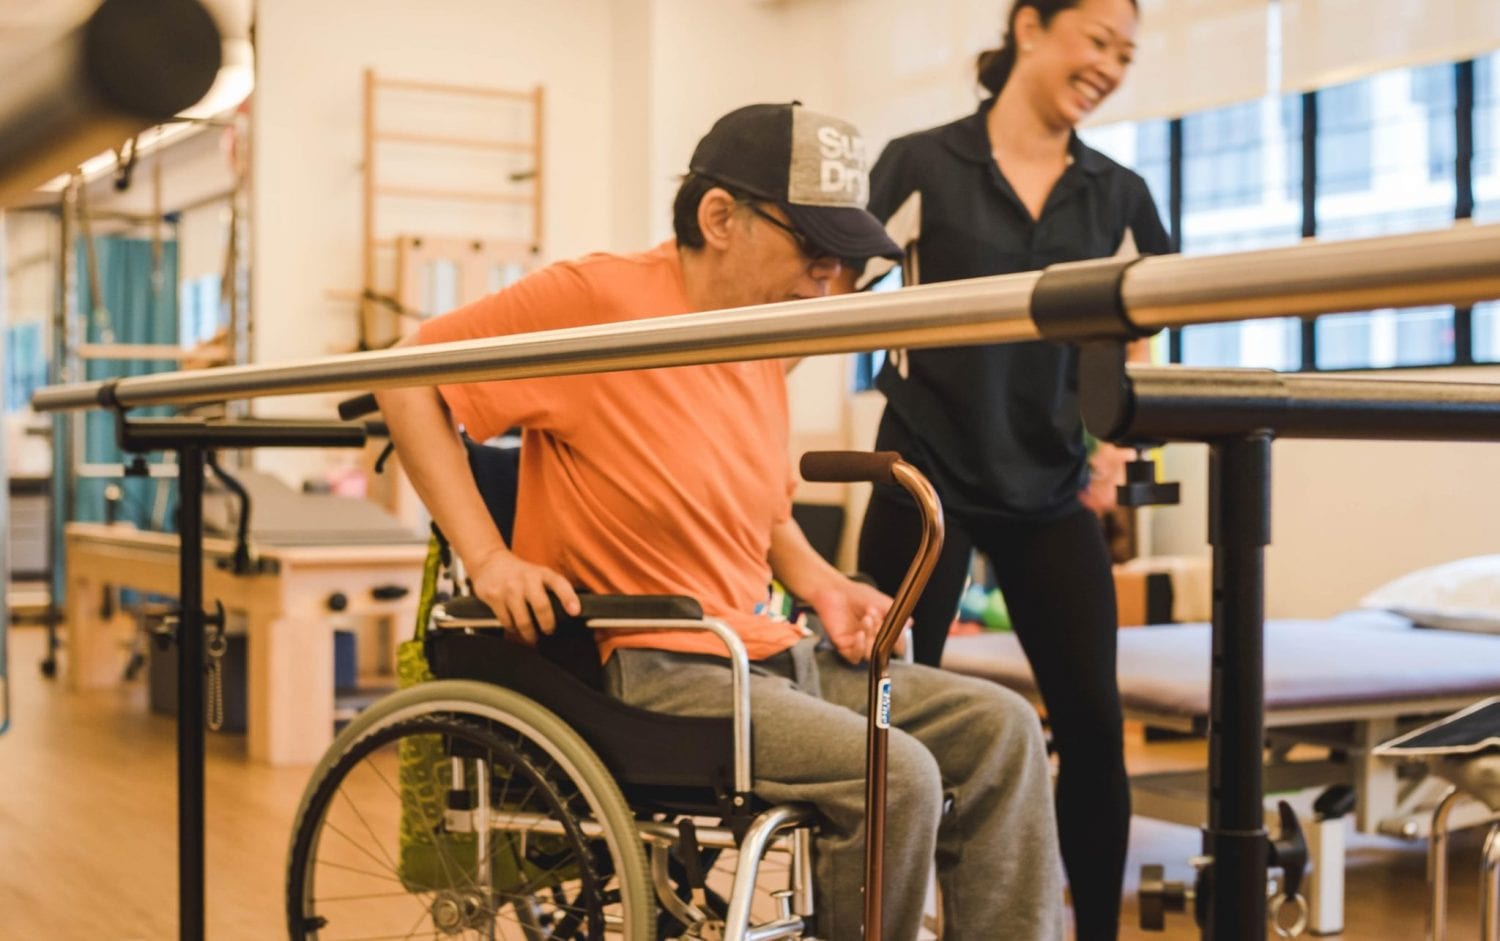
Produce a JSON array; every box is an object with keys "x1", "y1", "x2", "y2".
[
  {"x1": 1030, "y1": 255, "x2": 1152, "y2": 342},
  {"x1": 800, "y1": 450, "x2": 901, "y2": 484},
  {"x1": 84, "y1": 0, "x2": 222, "y2": 118},
  {"x1": 96, "y1": 379, "x2": 121, "y2": 409},
  {"x1": 337, "y1": 392, "x2": 379, "y2": 421},
  {"x1": 1, "y1": 0, "x2": 222, "y2": 205}
]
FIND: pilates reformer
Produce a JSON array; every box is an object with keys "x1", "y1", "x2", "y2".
[{"x1": 23, "y1": 194, "x2": 1500, "y2": 937}]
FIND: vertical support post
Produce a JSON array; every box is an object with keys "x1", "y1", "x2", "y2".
[
  {"x1": 1300, "y1": 90, "x2": 1319, "y2": 371},
  {"x1": 360, "y1": 68, "x2": 377, "y2": 351},
  {"x1": 176, "y1": 445, "x2": 206, "y2": 940},
  {"x1": 531, "y1": 84, "x2": 545, "y2": 255},
  {"x1": 1204, "y1": 434, "x2": 1272, "y2": 940},
  {"x1": 1429, "y1": 785, "x2": 1461, "y2": 941},
  {"x1": 47, "y1": 181, "x2": 78, "y2": 676},
  {"x1": 1480, "y1": 823, "x2": 1500, "y2": 941},
  {"x1": 0, "y1": 206, "x2": 8, "y2": 730}
]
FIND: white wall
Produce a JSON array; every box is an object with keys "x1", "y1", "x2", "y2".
[
  {"x1": 825, "y1": 0, "x2": 1000, "y2": 154},
  {"x1": 250, "y1": 0, "x2": 617, "y2": 481},
  {"x1": 248, "y1": 0, "x2": 861, "y2": 486},
  {"x1": 3, "y1": 211, "x2": 56, "y2": 332},
  {"x1": 637, "y1": 0, "x2": 846, "y2": 243},
  {"x1": 607, "y1": 0, "x2": 655, "y2": 252},
  {"x1": 1149, "y1": 366, "x2": 1500, "y2": 618},
  {"x1": 250, "y1": 0, "x2": 616, "y2": 357}
]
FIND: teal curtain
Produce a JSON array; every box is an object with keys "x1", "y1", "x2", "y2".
[{"x1": 75, "y1": 236, "x2": 179, "y2": 528}]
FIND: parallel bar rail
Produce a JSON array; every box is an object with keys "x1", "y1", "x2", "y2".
[
  {"x1": 30, "y1": 224, "x2": 1500, "y2": 414},
  {"x1": 1088, "y1": 366, "x2": 1500, "y2": 443}
]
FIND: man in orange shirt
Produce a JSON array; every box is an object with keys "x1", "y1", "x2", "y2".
[{"x1": 377, "y1": 103, "x2": 1063, "y2": 940}]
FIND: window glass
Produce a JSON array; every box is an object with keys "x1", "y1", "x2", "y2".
[
  {"x1": 1476, "y1": 302, "x2": 1500, "y2": 363},
  {"x1": 1475, "y1": 52, "x2": 1500, "y2": 223},
  {"x1": 1315, "y1": 306, "x2": 1454, "y2": 370},
  {"x1": 1178, "y1": 94, "x2": 1304, "y2": 369},
  {"x1": 5, "y1": 322, "x2": 46, "y2": 413},
  {"x1": 1317, "y1": 66, "x2": 1456, "y2": 240},
  {"x1": 1314, "y1": 66, "x2": 1456, "y2": 369},
  {"x1": 421, "y1": 258, "x2": 460, "y2": 315},
  {"x1": 852, "y1": 266, "x2": 902, "y2": 391},
  {"x1": 178, "y1": 274, "x2": 223, "y2": 348},
  {"x1": 1080, "y1": 119, "x2": 1172, "y2": 224}
]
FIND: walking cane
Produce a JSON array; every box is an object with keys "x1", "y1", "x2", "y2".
[{"x1": 800, "y1": 452, "x2": 946, "y2": 940}]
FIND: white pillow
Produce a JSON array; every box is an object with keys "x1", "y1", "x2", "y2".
[{"x1": 1361, "y1": 555, "x2": 1500, "y2": 634}]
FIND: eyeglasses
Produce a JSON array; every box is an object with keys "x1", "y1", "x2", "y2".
[{"x1": 740, "y1": 201, "x2": 836, "y2": 263}]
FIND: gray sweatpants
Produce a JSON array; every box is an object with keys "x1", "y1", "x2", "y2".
[{"x1": 604, "y1": 635, "x2": 1064, "y2": 941}]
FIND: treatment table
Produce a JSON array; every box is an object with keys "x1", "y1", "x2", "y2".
[
  {"x1": 943, "y1": 610, "x2": 1500, "y2": 934},
  {"x1": 63, "y1": 470, "x2": 427, "y2": 765}
]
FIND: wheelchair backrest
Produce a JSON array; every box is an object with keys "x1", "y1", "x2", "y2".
[{"x1": 464, "y1": 435, "x2": 520, "y2": 545}]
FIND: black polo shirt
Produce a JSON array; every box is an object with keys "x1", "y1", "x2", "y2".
[{"x1": 868, "y1": 97, "x2": 1171, "y2": 522}]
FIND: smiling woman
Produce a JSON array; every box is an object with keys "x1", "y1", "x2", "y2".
[{"x1": 850, "y1": 2, "x2": 1164, "y2": 939}]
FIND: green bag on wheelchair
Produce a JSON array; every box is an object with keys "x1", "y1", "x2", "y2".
[{"x1": 395, "y1": 538, "x2": 582, "y2": 895}]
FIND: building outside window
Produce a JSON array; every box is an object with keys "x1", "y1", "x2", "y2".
[
  {"x1": 1177, "y1": 94, "x2": 1304, "y2": 369},
  {"x1": 1080, "y1": 118, "x2": 1172, "y2": 226},
  {"x1": 1314, "y1": 65, "x2": 1458, "y2": 369},
  {"x1": 1475, "y1": 52, "x2": 1500, "y2": 364},
  {"x1": 1474, "y1": 51, "x2": 1499, "y2": 224}
]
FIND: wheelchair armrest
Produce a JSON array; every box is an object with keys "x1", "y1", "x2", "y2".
[
  {"x1": 430, "y1": 591, "x2": 751, "y2": 798},
  {"x1": 433, "y1": 593, "x2": 703, "y2": 626},
  {"x1": 580, "y1": 594, "x2": 703, "y2": 620}
]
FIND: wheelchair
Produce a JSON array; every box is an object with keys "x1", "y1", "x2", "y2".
[{"x1": 285, "y1": 428, "x2": 942, "y2": 940}]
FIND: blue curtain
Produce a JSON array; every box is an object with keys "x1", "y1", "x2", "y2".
[{"x1": 75, "y1": 236, "x2": 180, "y2": 528}]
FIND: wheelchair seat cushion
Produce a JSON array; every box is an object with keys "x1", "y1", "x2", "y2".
[{"x1": 425, "y1": 626, "x2": 736, "y2": 800}]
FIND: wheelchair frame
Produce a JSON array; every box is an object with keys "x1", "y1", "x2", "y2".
[
  {"x1": 434, "y1": 605, "x2": 817, "y2": 941},
  {"x1": 286, "y1": 448, "x2": 942, "y2": 940}
]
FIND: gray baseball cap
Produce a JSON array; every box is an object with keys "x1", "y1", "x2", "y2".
[{"x1": 688, "y1": 102, "x2": 903, "y2": 262}]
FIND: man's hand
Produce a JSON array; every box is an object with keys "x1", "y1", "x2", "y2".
[
  {"x1": 467, "y1": 548, "x2": 581, "y2": 645},
  {"x1": 805, "y1": 577, "x2": 906, "y2": 664}
]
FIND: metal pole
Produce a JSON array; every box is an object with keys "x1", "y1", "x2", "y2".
[
  {"x1": 45, "y1": 185, "x2": 75, "y2": 677},
  {"x1": 1482, "y1": 823, "x2": 1500, "y2": 941},
  {"x1": 28, "y1": 223, "x2": 1500, "y2": 415},
  {"x1": 0, "y1": 207, "x2": 9, "y2": 731},
  {"x1": 1428, "y1": 786, "x2": 1461, "y2": 941},
  {"x1": 1205, "y1": 435, "x2": 1272, "y2": 940},
  {"x1": 176, "y1": 445, "x2": 206, "y2": 941}
]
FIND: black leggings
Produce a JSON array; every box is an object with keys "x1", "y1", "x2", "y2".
[{"x1": 857, "y1": 493, "x2": 1127, "y2": 941}]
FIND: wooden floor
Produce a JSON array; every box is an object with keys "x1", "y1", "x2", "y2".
[{"x1": 0, "y1": 623, "x2": 1489, "y2": 939}]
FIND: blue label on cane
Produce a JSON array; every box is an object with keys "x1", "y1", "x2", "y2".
[{"x1": 876, "y1": 677, "x2": 892, "y2": 729}]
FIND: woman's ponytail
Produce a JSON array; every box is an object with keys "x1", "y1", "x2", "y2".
[{"x1": 975, "y1": 43, "x2": 1018, "y2": 95}]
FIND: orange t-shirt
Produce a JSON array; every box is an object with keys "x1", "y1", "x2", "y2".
[{"x1": 418, "y1": 242, "x2": 805, "y2": 661}]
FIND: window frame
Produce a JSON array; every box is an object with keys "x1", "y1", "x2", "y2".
[{"x1": 1164, "y1": 58, "x2": 1483, "y2": 372}]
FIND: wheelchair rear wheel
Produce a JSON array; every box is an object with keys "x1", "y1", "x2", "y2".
[{"x1": 287, "y1": 680, "x2": 654, "y2": 939}]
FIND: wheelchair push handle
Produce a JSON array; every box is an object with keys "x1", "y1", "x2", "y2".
[
  {"x1": 337, "y1": 392, "x2": 379, "y2": 421},
  {"x1": 799, "y1": 450, "x2": 901, "y2": 485},
  {"x1": 335, "y1": 392, "x2": 389, "y2": 439}
]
